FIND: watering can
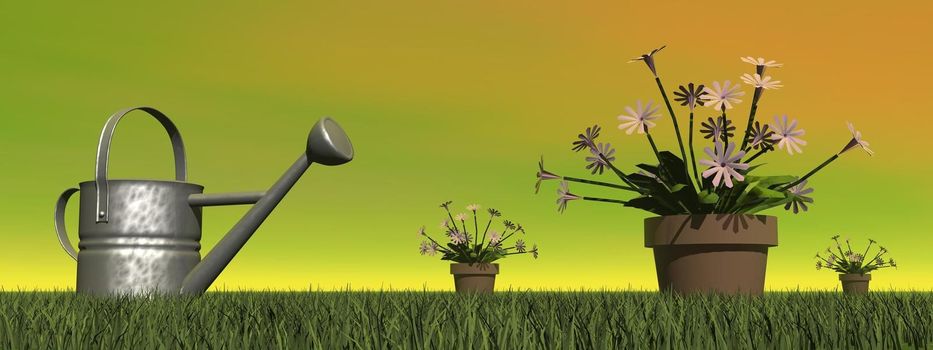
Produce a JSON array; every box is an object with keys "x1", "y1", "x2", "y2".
[{"x1": 53, "y1": 107, "x2": 354, "y2": 295}]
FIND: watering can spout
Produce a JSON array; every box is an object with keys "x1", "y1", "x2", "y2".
[{"x1": 180, "y1": 117, "x2": 354, "y2": 294}]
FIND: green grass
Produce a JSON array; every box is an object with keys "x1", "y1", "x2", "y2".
[{"x1": 0, "y1": 291, "x2": 931, "y2": 349}]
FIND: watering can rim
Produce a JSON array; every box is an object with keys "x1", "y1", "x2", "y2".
[{"x1": 79, "y1": 179, "x2": 205, "y2": 188}]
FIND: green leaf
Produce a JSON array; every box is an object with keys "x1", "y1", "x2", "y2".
[
  {"x1": 635, "y1": 164, "x2": 659, "y2": 174},
  {"x1": 624, "y1": 196, "x2": 676, "y2": 215},
  {"x1": 751, "y1": 186, "x2": 786, "y2": 199},
  {"x1": 747, "y1": 175, "x2": 797, "y2": 188},
  {"x1": 698, "y1": 190, "x2": 719, "y2": 204},
  {"x1": 658, "y1": 151, "x2": 692, "y2": 186},
  {"x1": 743, "y1": 197, "x2": 793, "y2": 214},
  {"x1": 715, "y1": 181, "x2": 753, "y2": 213},
  {"x1": 625, "y1": 173, "x2": 682, "y2": 213},
  {"x1": 446, "y1": 243, "x2": 475, "y2": 263},
  {"x1": 627, "y1": 153, "x2": 698, "y2": 214},
  {"x1": 743, "y1": 163, "x2": 764, "y2": 175},
  {"x1": 731, "y1": 180, "x2": 761, "y2": 208}
]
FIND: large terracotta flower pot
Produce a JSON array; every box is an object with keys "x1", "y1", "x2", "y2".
[
  {"x1": 839, "y1": 273, "x2": 871, "y2": 294},
  {"x1": 645, "y1": 214, "x2": 778, "y2": 295},
  {"x1": 450, "y1": 263, "x2": 498, "y2": 293}
]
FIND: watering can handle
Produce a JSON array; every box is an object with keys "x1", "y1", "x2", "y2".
[
  {"x1": 54, "y1": 188, "x2": 80, "y2": 261},
  {"x1": 95, "y1": 107, "x2": 187, "y2": 223}
]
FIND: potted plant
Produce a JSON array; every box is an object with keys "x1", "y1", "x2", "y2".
[
  {"x1": 418, "y1": 201, "x2": 539, "y2": 293},
  {"x1": 535, "y1": 46, "x2": 873, "y2": 295},
  {"x1": 815, "y1": 235, "x2": 896, "y2": 294}
]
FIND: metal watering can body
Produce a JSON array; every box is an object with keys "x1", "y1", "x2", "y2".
[{"x1": 54, "y1": 107, "x2": 354, "y2": 295}]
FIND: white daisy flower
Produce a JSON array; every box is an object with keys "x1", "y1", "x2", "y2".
[
  {"x1": 740, "y1": 56, "x2": 783, "y2": 68},
  {"x1": 585, "y1": 143, "x2": 615, "y2": 175},
  {"x1": 515, "y1": 239, "x2": 527, "y2": 253},
  {"x1": 489, "y1": 230, "x2": 502, "y2": 245},
  {"x1": 536, "y1": 156, "x2": 561, "y2": 194},
  {"x1": 770, "y1": 115, "x2": 807, "y2": 155},
  {"x1": 617, "y1": 100, "x2": 661, "y2": 135},
  {"x1": 454, "y1": 213, "x2": 468, "y2": 222},
  {"x1": 556, "y1": 181, "x2": 581, "y2": 213},
  {"x1": 700, "y1": 141, "x2": 749, "y2": 188},
  {"x1": 449, "y1": 231, "x2": 467, "y2": 245},
  {"x1": 848, "y1": 253, "x2": 864, "y2": 264},
  {"x1": 466, "y1": 204, "x2": 481, "y2": 212},
  {"x1": 740, "y1": 73, "x2": 783, "y2": 90},
  {"x1": 420, "y1": 241, "x2": 439, "y2": 256},
  {"x1": 840, "y1": 122, "x2": 873, "y2": 156},
  {"x1": 785, "y1": 180, "x2": 814, "y2": 214},
  {"x1": 701, "y1": 81, "x2": 745, "y2": 110}
]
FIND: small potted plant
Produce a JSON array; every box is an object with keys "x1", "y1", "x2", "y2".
[
  {"x1": 418, "y1": 201, "x2": 539, "y2": 293},
  {"x1": 815, "y1": 235, "x2": 896, "y2": 294},
  {"x1": 535, "y1": 45, "x2": 873, "y2": 295}
]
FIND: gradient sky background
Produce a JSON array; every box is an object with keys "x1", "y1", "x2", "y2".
[{"x1": 1, "y1": 1, "x2": 931, "y2": 291}]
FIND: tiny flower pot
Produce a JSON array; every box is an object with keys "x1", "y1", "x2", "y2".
[
  {"x1": 645, "y1": 214, "x2": 778, "y2": 295},
  {"x1": 450, "y1": 263, "x2": 498, "y2": 293},
  {"x1": 839, "y1": 273, "x2": 871, "y2": 294}
]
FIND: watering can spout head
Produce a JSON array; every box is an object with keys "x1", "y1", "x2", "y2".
[{"x1": 308, "y1": 117, "x2": 354, "y2": 166}]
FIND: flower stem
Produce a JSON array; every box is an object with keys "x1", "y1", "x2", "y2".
[
  {"x1": 423, "y1": 235, "x2": 452, "y2": 253},
  {"x1": 740, "y1": 87, "x2": 763, "y2": 152},
  {"x1": 598, "y1": 153, "x2": 642, "y2": 191},
  {"x1": 832, "y1": 237, "x2": 848, "y2": 264},
  {"x1": 688, "y1": 111, "x2": 702, "y2": 190},
  {"x1": 860, "y1": 241, "x2": 874, "y2": 266},
  {"x1": 582, "y1": 197, "x2": 628, "y2": 205},
  {"x1": 778, "y1": 154, "x2": 840, "y2": 191},
  {"x1": 743, "y1": 148, "x2": 769, "y2": 164},
  {"x1": 563, "y1": 176, "x2": 639, "y2": 192},
  {"x1": 867, "y1": 249, "x2": 887, "y2": 267},
  {"x1": 720, "y1": 108, "x2": 729, "y2": 146},
  {"x1": 638, "y1": 128, "x2": 694, "y2": 214},
  {"x1": 499, "y1": 228, "x2": 521, "y2": 245},
  {"x1": 645, "y1": 129, "x2": 693, "y2": 214},
  {"x1": 473, "y1": 213, "x2": 479, "y2": 247},
  {"x1": 644, "y1": 126, "x2": 665, "y2": 176},
  {"x1": 444, "y1": 207, "x2": 457, "y2": 232},
  {"x1": 480, "y1": 218, "x2": 492, "y2": 247},
  {"x1": 715, "y1": 186, "x2": 733, "y2": 213},
  {"x1": 648, "y1": 176, "x2": 693, "y2": 214},
  {"x1": 655, "y1": 77, "x2": 693, "y2": 188}
]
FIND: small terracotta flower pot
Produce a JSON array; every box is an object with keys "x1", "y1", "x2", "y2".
[
  {"x1": 645, "y1": 214, "x2": 778, "y2": 295},
  {"x1": 839, "y1": 273, "x2": 871, "y2": 294},
  {"x1": 450, "y1": 263, "x2": 498, "y2": 293}
]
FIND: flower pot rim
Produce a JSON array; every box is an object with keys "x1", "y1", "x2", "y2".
[
  {"x1": 651, "y1": 214, "x2": 777, "y2": 219},
  {"x1": 839, "y1": 273, "x2": 872, "y2": 281},
  {"x1": 450, "y1": 263, "x2": 499, "y2": 275},
  {"x1": 644, "y1": 214, "x2": 778, "y2": 247}
]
